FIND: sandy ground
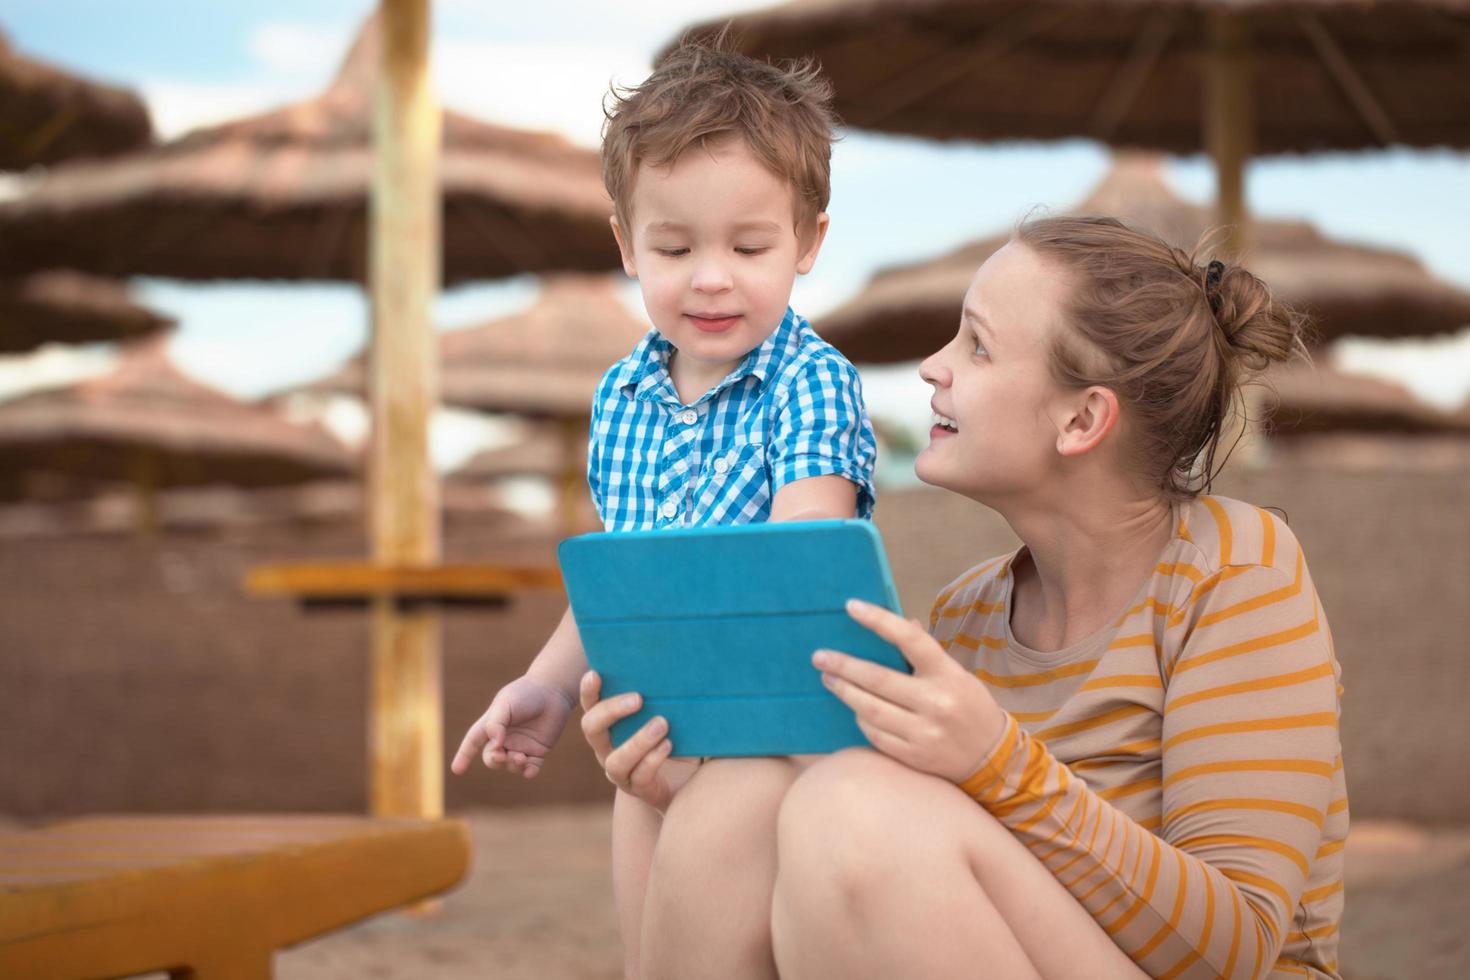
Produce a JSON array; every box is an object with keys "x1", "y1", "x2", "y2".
[
  {"x1": 3, "y1": 804, "x2": 1466, "y2": 979},
  {"x1": 271, "y1": 807, "x2": 1470, "y2": 980}
]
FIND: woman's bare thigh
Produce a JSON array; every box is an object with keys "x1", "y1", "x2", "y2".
[{"x1": 780, "y1": 749, "x2": 1149, "y2": 980}]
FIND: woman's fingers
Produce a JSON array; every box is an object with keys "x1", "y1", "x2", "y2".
[
  {"x1": 844, "y1": 598, "x2": 950, "y2": 673},
  {"x1": 820, "y1": 668, "x2": 916, "y2": 741},
  {"x1": 813, "y1": 647, "x2": 924, "y2": 711}
]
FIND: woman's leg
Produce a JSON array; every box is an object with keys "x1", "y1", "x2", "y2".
[
  {"x1": 639, "y1": 757, "x2": 802, "y2": 980},
  {"x1": 772, "y1": 748, "x2": 1150, "y2": 980},
  {"x1": 611, "y1": 789, "x2": 663, "y2": 979}
]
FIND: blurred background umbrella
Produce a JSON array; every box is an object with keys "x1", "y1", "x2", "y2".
[
  {"x1": 306, "y1": 274, "x2": 645, "y2": 529},
  {"x1": 684, "y1": 0, "x2": 1470, "y2": 255},
  {"x1": 0, "y1": 13, "x2": 618, "y2": 283},
  {"x1": 450, "y1": 426, "x2": 582, "y2": 484},
  {"x1": 0, "y1": 26, "x2": 151, "y2": 171},
  {"x1": 1264, "y1": 362, "x2": 1470, "y2": 437},
  {"x1": 0, "y1": 334, "x2": 355, "y2": 531},
  {"x1": 816, "y1": 153, "x2": 1470, "y2": 363},
  {"x1": 0, "y1": 271, "x2": 174, "y2": 354}
]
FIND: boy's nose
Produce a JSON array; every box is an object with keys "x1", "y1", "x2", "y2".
[{"x1": 690, "y1": 257, "x2": 733, "y2": 293}]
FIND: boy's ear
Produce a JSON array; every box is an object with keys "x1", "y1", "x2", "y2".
[
  {"x1": 795, "y1": 212, "x2": 830, "y2": 276},
  {"x1": 1054, "y1": 385, "x2": 1121, "y2": 458},
  {"x1": 609, "y1": 216, "x2": 638, "y2": 279}
]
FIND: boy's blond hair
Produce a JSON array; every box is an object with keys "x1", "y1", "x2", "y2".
[{"x1": 601, "y1": 35, "x2": 836, "y2": 239}]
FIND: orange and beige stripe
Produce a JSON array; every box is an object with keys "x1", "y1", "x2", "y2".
[{"x1": 932, "y1": 495, "x2": 1346, "y2": 980}]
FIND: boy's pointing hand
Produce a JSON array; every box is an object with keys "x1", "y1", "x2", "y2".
[{"x1": 450, "y1": 675, "x2": 575, "y2": 779}]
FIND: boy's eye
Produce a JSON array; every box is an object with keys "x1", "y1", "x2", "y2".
[
  {"x1": 656, "y1": 248, "x2": 689, "y2": 257},
  {"x1": 735, "y1": 247, "x2": 769, "y2": 256}
]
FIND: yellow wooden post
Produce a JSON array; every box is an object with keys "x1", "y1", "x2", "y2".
[
  {"x1": 1203, "y1": 10, "x2": 1266, "y2": 472},
  {"x1": 558, "y1": 416, "x2": 584, "y2": 534},
  {"x1": 368, "y1": 0, "x2": 442, "y2": 819},
  {"x1": 1205, "y1": 10, "x2": 1251, "y2": 259}
]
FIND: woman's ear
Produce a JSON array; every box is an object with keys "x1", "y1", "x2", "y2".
[{"x1": 1055, "y1": 385, "x2": 1121, "y2": 457}]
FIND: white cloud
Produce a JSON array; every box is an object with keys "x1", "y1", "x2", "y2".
[{"x1": 436, "y1": 38, "x2": 646, "y2": 148}]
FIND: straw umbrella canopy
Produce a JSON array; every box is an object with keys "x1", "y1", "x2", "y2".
[
  {"x1": 0, "y1": 14, "x2": 618, "y2": 283},
  {"x1": 0, "y1": 270, "x2": 174, "y2": 353},
  {"x1": 307, "y1": 274, "x2": 644, "y2": 530},
  {"x1": 1263, "y1": 362, "x2": 1470, "y2": 437},
  {"x1": 451, "y1": 423, "x2": 587, "y2": 483},
  {"x1": 0, "y1": 335, "x2": 356, "y2": 521},
  {"x1": 311, "y1": 274, "x2": 650, "y2": 419},
  {"x1": 0, "y1": 28, "x2": 152, "y2": 171},
  {"x1": 817, "y1": 154, "x2": 1470, "y2": 363},
  {"x1": 685, "y1": 0, "x2": 1470, "y2": 255}
]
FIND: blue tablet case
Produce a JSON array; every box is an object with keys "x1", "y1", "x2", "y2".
[{"x1": 557, "y1": 520, "x2": 910, "y2": 758}]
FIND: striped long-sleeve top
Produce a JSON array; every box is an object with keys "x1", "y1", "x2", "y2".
[{"x1": 932, "y1": 495, "x2": 1346, "y2": 979}]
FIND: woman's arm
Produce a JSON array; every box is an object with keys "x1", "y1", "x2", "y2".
[{"x1": 820, "y1": 556, "x2": 1341, "y2": 978}]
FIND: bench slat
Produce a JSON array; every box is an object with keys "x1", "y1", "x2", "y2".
[{"x1": 0, "y1": 815, "x2": 470, "y2": 979}]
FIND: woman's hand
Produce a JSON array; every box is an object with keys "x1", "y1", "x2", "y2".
[
  {"x1": 579, "y1": 670, "x2": 697, "y2": 813},
  {"x1": 814, "y1": 598, "x2": 1009, "y2": 784}
]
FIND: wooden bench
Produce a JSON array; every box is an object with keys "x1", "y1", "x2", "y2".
[{"x1": 0, "y1": 814, "x2": 470, "y2": 979}]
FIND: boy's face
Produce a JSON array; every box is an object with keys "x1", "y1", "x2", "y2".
[{"x1": 610, "y1": 138, "x2": 828, "y2": 384}]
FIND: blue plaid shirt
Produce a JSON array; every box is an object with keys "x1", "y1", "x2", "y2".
[{"x1": 587, "y1": 307, "x2": 877, "y2": 532}]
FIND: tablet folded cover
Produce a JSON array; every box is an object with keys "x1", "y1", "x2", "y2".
[{"x1": 558, "y1": 520, "x2": 908, "y2": 758}]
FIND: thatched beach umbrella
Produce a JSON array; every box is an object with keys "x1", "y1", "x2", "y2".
[
  {"x1": 0, "y1": 271, "x2": 173, "y2": 353},
  {"x1": 0, "y1": 28, "x2": 151, "y2": 170},
  {"x1": 311, "y1": 275, "x2": 649, "y2": 419},
  {"x1": 686, "y1": 0, "x2": 1470, "y2": 255},
  {"x1": 451, "y1": 424, "x2": 587, "y2": 483},
  {"x1": 0, "y1": 14, "x2": 617, "y2": 283},
  {"x1": 311, "y1": 274, "x2": 644, "y2": 530},
  {"x1": 1264, "y1": 363, "x2": 1470, "y2": 437},
  {"x1": 0, "y1": 335, "x2": 355, "y2": 529},
  {"x1": 817, "y1": 154, "x2": 1470, "y2": 363}
]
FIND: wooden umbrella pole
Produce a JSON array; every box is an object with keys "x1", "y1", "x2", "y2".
[
  {"x1": 558, "y1": 416, "x2": 583, "y2": 534},
  {"x1": 368, "y1": 0, "x2": 442, "y2": 820},
  {"x1": 1205, "y1": 10, "x2": 1252, "y2": 259}
]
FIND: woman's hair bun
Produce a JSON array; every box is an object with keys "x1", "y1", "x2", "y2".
[{"x1": 1208, "y1": 262, "x2": 1309, "y2": 371}]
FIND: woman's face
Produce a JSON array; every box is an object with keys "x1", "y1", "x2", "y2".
[{"x1": 915, "y1": 241, "x2": 1076, "y2": 502}]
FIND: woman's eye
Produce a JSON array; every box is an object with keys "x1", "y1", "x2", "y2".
[{"x1": 970, "y1": 334, "x2": 988, "y2": 356}]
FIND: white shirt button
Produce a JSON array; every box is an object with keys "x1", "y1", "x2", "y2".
[
  {"x1": 712, "y1": 457, "x2": 729, "y2": 474},
  {"x1": 661, "y1": 500, "x2": 678, "y2": 518},
  {"x1": 679, "y1": 409, "x2": 698, "y2": 424}
]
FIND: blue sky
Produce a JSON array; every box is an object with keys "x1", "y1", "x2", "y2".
[{"x1": 2, "y1": 0, "x2": 1468, "y2": 445}]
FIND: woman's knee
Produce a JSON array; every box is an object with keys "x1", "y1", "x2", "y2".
[
  {"x1": 777, "y1": 749, "x2": 928, "y2": 888},
  {"x1": 778, "y1": 749, "x2": 1010, "y2": 891}
]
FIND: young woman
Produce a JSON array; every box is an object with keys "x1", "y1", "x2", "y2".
[{"x1": 581, "y1": 215, "x2": 1346, "y2": 980}]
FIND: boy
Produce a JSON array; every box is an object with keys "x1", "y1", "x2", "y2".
[{"x1": 450, "y1": 39, "x2": 875, "y2": 971}]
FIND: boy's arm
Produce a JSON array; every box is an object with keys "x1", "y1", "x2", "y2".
[
  {"x1": 769, "y1": 474, "x2": 858, "y2": 522},
  {"x1": 767, "y1": 354, "x2": 878, "y2": 519},
  {"x1": 525, "y1": 605, "x2": 589, "y2": 700}
]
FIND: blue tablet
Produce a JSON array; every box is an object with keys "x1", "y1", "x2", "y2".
[{"x1": 558, "y1": 520, "x2": 910, "y2": 758}]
